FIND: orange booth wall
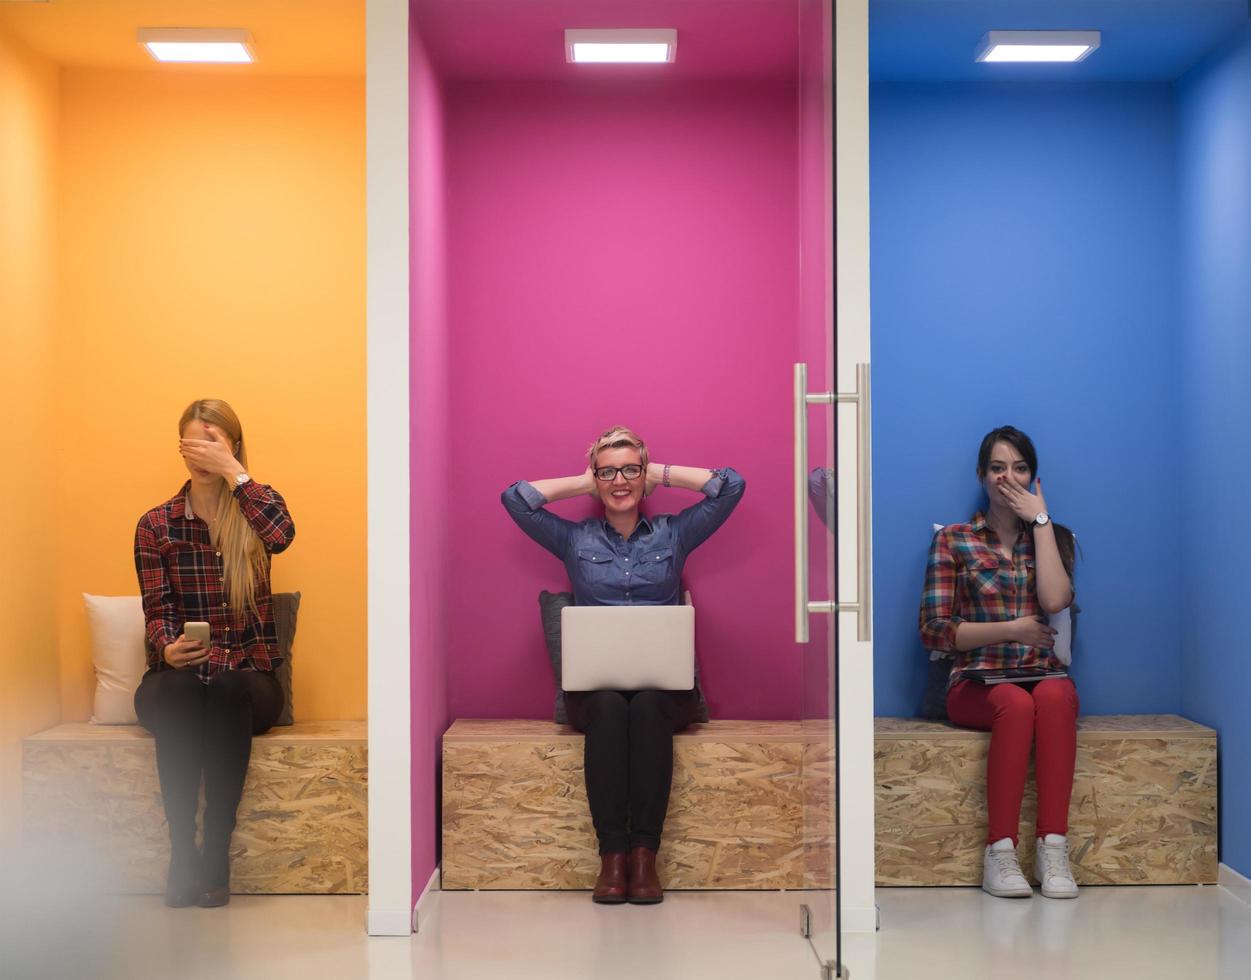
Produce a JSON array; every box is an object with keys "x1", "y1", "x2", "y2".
[
  {"x1": 0, "y1": 21, "x2": 367, "y2": 839},
  {"x1": 54, "y1": 67, "x2": 368, "y2": 724},
  {"x1": 0, "y1": 27, "x2": 62, "y2": 843}
]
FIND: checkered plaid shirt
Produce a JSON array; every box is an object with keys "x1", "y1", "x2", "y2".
[
  {"x1": 134, "y1": 480, "x2": 295, "y2": 680},
  {"x1": 919, "y1": 512, "x2": 1066, "y2": 681}
]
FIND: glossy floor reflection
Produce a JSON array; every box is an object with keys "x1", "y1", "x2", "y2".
[
  {"x1": 854, "y1": 885, "x2": 1249, "y2": 980},
  {"x1": 4, "y1": 883, "x2": 1247, "y2": 980}
]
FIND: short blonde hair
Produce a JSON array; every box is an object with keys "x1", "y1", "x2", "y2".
[{"x1": 587, "y1": 425, "x2": 649, "y2": 471}]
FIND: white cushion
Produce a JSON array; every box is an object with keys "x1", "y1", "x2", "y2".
[
  {"x1": 83, "y1": 594, "x2": 147, "y2": 724},
  {"x1": 1049, "y1": 606, "x2": 1073, "y2": 666},
  {"x1": 931, "y1": 524, "x2": 1072, "y2": 665}
]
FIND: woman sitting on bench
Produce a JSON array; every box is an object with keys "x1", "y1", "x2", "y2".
[
  {"x1": 920, "y1": 425, "x2": 1080, "y2": 899},
  {"x1": 502, "y1": 426, "x2": 744, "y2": 904},
  {"x1": 133, "y1": 399, "x2": 295, "y2": 908}
]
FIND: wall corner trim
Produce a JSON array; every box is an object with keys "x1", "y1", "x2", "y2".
[
  {"x1": 1219, "y1": 862, "x2": 1251, "y2": 907},
  {"x1": 413, "y1": 864, "x2": 441, "y2": 933}
]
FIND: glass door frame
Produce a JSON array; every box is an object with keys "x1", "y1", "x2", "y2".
[{"x1": 795, "y1": 0, "x2": 875, "y2": 975}]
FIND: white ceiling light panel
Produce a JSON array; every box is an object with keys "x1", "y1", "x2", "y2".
[
  {"x1": 138, "y1": 28, "x2": 255, "y2": 64},
  {"x1": 976, "y1": 30, "x2": 1101, "y2": 64},
  {"x1": 566, "y1": 29, "x2": 677, "y2": 64}
]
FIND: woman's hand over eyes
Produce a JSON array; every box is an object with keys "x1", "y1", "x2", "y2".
[
  {"x1": 1010, "y1": 615, "x2": 1057, "y2": 649},
  {"x1": 179, "y1": 426, "x2": 242, "y2": 478},
  {"x1": 163, "y1": 635, "x2": 211, "y2": 670}
]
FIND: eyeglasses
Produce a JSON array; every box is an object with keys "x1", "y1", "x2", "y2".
[{"x1": 594, "y1": 464, "x2": 644, "y2": 481}]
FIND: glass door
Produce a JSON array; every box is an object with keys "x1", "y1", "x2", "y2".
[
  {"x1": 796, "y1": 0, "x2": 873, "y2": 975},
  {"x1": 795, "y1": 0, "x2": 840, "y2": 973}
]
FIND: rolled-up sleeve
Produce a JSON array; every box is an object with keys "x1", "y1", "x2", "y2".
[
  {"x1": 919, "y1": 528, "x2": 962, "y2": 653},
  {"x1": 233, "y1": 481, "x2": 295, "y2": 554},
  {"x1": 674, "y1": 467, "x2": 746, "y2": 554},
  {"x1": 501, "y1": 481, "x2": 575, "y2": 559}
]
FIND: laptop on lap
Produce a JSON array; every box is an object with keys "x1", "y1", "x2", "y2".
[{"x1": 560, "y1": 605, "x2": 695, "y2": 691}]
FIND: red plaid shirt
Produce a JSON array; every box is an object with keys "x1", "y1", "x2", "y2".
[
  {"x1": 134, "y1": 480, "x2": 295, "y2": 680},
  {"x1": 919, "y1": 512, "x2": 1067, "y2": 682}
]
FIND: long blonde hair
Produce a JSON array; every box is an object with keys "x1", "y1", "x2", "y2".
[{"x1": 179, "y1": 399, "x2": 267, "y2": 618}]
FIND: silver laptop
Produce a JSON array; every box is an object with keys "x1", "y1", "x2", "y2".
[{"x1": 560, "y1": 605, "x2": 695, "y2": 692}]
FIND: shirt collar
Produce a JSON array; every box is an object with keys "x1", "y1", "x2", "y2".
[
  {"x1": 971, "y1": 510, "x2": 1033, "y2": 556},
  {"x1": 603, "y1": 513, "x2": 654, "y2": 539},
  {"x1": 174, "y1": 481, "x2": 195, "y2": 520}
]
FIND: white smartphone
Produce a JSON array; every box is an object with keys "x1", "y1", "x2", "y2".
[{"x1": 184, "y1": 621, "x2": 211, "y2": 646}]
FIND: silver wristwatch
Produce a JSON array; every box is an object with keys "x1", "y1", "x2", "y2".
[
  {"x1": 234, "y1": 472, "x2": 252, "y2": 488},
  {"x1": 1033, "y1": 511, "x2": 1051, "y2": 527}
]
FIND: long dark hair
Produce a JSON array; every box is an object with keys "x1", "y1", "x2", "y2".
[{"x1": 977, "y1": 426, "x2": 1078, "y2": 577}]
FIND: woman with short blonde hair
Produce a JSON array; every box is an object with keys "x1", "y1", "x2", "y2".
[{"x1": 502, "y1": 425, "x2": 745, "y2": 904}]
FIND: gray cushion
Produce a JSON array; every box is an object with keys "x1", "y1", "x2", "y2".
[
  {"x1": 539, "y1": 591, "x2": 575, "y2": 724},
  {"x1": 538, "y1": 591, "x2": 710, "y2": 724},
  {"x1": 919, "y1": 656, "x2": 951, "y2": 720},
  {"x1": 271, "y1": 591, "x2": 301, "y2": 726}
]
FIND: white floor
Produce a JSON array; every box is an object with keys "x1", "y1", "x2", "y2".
[{"x1": 3, "y1": 883, "x2": 1248, "y2": 980}]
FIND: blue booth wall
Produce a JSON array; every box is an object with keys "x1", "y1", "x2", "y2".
[
  {"x1": 870, "y1": 82, "x2": 1186, "y2": 718},
  {"x1": 1178, "y1": 24, "x2": 1251, "y2": 879}
]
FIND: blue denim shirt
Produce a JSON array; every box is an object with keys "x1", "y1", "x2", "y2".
[{"x1": 501, "y1": 468, "x2": 746, "y2": 606}]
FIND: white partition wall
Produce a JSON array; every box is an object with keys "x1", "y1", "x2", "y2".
[
  {"x1": 835, "y1": 0, "x2": 877, "y2": 936},
  {"x1": 366, "y1": 0, "x2": 412, "y2": 937}
]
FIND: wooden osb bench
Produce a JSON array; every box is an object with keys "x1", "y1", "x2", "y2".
[
  {"x1": 875, "y1": 715, "x2": 1217, "y2": 886},
  {"x1": 442, "y1": 715, "x2": 1217, "y2": 891},
  {"x1": 22, "y1": 721, "x2": 367, "y2": 894},
  {"x1": 442, "y1": 719, "x2": 834, "y2": 890}
]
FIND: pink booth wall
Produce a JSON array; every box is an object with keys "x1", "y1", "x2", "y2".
[
  {"x1": 443, "y1": 77, "x2": 803, "y2": 721},
  {"x1": 408, "y1": 26, "x2": 450, "y2": 896},
  {"x1": 410, "y1": 0, "x2": 830, "y2": 898}
]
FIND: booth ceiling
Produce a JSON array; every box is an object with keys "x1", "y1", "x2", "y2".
[
  {"x1": 412, "y1": 0, "x2": 800, "y2": 80},
  {"x1": 871, "y1": 0, "x2": 1250, "y2": 81},
  {"x1": 0, "y1": 0, "x2": 363, "y2": 76}
]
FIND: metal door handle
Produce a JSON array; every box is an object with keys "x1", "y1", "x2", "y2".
[{"x1": 794, "y1": 362, "x2": 873, "y2": 643}]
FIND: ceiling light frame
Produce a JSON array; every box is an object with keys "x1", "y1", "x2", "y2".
[
  {"x1": 975, "y1": 30, "x2": 1101, "y2": 64},
  {"x1": 137, "y1": 28, "x2": 256, "y2": 64},
  {"x1": 565, "y1": 29, "x2": 677, "y2": 65}
]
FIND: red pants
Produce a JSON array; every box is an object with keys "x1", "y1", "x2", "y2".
[{"x1": 946, "y1": 678, "x2": 1079, "y2": 845}]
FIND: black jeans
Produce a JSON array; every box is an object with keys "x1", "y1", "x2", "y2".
[
  {"x1": 564, "y1": 689, "x2": 698, "y2": 854},
  {"x1": 134, "y1": 668, "x2": 283, "y2": 887}
]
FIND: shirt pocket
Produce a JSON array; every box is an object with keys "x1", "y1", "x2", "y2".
[
  {"x1": 576, "y1": 549, "x2": 615, "y2": 580},
  {"x1": 634, "y1": 547, "x2": 676, "y2": 588},
  {"x1": 965, "y1": 555, "x2": 1002, "y2": 596}
]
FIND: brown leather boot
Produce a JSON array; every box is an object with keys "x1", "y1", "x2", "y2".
[
  {"x1": 592, "y1": 853, "x2": 629, "y2": 904},
  {"x1": 627, "y1": 846, "x2": 663, "y2": 904}
]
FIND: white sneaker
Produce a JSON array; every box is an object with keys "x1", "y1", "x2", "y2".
[
  {"x1": 1034, "y1": 834, "x2": 1079, "y2": 899},
  {"x1": 982, "y1": 838, "x2": 1032, "y2": 898}
]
